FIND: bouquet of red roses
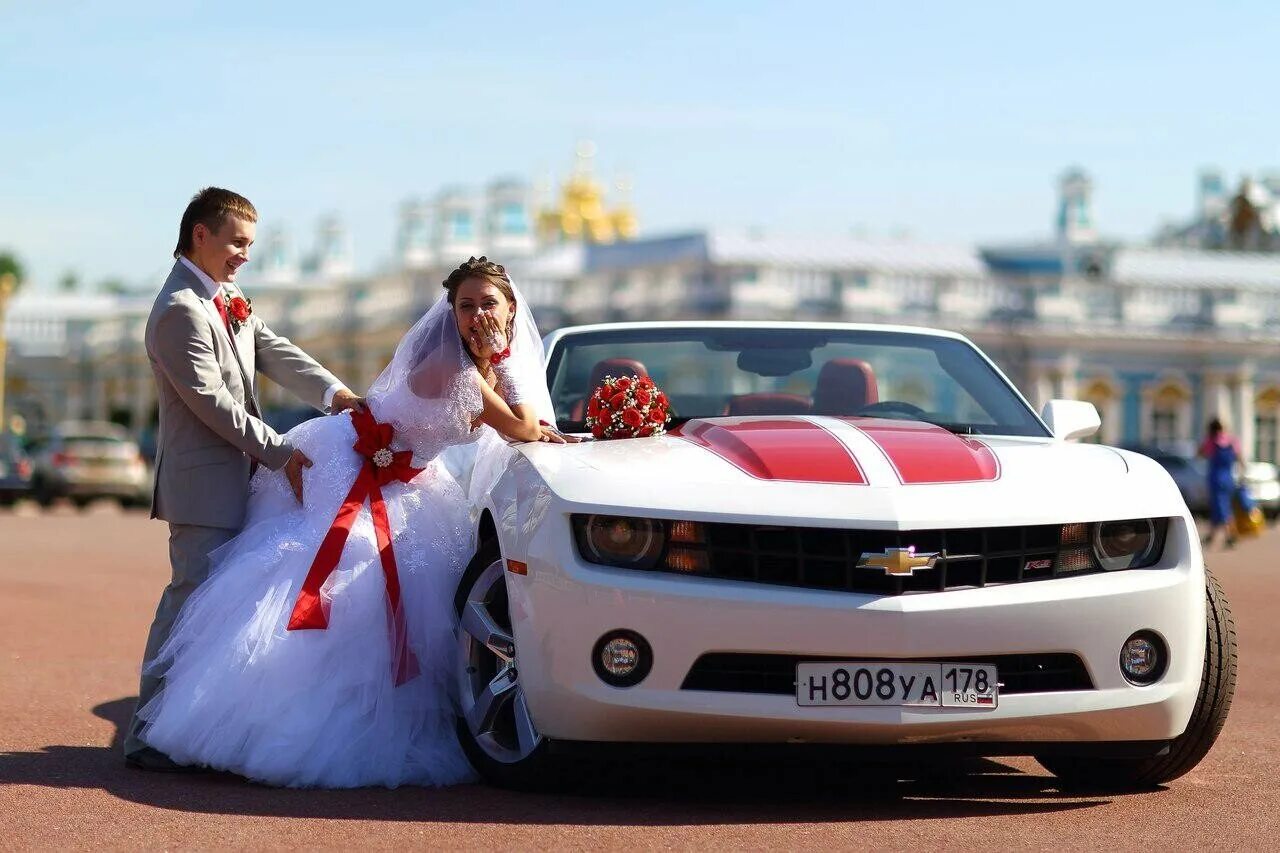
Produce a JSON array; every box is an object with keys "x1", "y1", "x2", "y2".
[{"x1": 584, "y1": 374, "x2": 671, "y2": 439}]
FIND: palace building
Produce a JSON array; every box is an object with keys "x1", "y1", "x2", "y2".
[{"x1": 6, "y1": 158, "x2": 1280, "y2": 463}]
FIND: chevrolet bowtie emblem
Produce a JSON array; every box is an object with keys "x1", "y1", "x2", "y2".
[{"x1": 857, "y1": 547, "x2": 940, "y2": 576}]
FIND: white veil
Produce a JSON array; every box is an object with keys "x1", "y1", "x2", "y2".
[{"x1": 366, "y1": 278, "x2": 554, "y2": 476}]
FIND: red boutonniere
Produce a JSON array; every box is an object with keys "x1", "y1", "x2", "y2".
[{"x1": 226, "y1": 291, "x2": 253, "y2": 332}]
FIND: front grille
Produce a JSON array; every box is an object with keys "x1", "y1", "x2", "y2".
[
  {"x1": 681, "y1": 652, "x2": 1094, "y2": 695},
  {"x1": 691, "y1": 522, "x2": 1101, "y2": 595}
]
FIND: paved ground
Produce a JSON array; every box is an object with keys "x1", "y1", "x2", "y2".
[{"x1": 1, "y1": 503, "x2": 1276, "y2": 850}]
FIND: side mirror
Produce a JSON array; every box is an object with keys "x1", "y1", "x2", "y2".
[{"x1": 1041, "y1": 399, "x2": 1101, "y2": 442}]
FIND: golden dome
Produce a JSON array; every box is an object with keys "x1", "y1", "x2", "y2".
[{"x1": 538, "y1": 143, "x2": 637, "y2": 244}]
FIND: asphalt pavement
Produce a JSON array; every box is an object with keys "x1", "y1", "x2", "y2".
[{"x1": 1, "y1": 503, "x2": 1276, "y2": 850}]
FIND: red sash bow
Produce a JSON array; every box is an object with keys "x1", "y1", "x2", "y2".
[{"x1": 287, "y1": 408, "x2": 424, "y2": 685}]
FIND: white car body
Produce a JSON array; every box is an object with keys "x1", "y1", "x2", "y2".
[{"x1": 459, "y1": 322, "x2": 1220, "y2": 784}]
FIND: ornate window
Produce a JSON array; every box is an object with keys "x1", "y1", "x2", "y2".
[
  {"x1": 448, "y1": 211, "x2": 473, "y2": 240},
  {"x1": 1141, "y1": 377, "x2": 1192, "y2": 450},
  {"x1": 499, "y1": 203, "x2": 527, "y2": 235},
  {"x1": 1254, "y1": 387, "x2": 1280, "y2": 463},
  {"x1": 1079, "y1": 377, "x2": 1120, "y2": 445},
  {"x1": 1151, "y1": 411, "x2": 1178, "y2": 447}
]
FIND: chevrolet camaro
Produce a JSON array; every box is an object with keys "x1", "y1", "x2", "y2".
[{"x1": 453, "y1": 322, "x2": 1236, "y2": 791}]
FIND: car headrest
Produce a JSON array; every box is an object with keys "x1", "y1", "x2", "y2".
[
  {"x1": 726, "y1": 392, "x2": 813, "y2": 416},
  {"x1": 813, "y1": 358, "x2": 879, "y2": 415},
  {"x1": 589, "y1": 357, "x2": 649, "y2": 391}
]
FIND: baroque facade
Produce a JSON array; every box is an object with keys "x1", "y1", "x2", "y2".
[{"x1": 6, "y1": 166, "x2": 1280, "y2": 463}]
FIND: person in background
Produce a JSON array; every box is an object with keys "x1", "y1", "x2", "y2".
[{"x1": 1199, "y1": 417, "x2": 1242, "y2": 550}]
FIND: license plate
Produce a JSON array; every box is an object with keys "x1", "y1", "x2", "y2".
[{"x1": 796, "y1": 661, "x2": 998, "y2": 708}]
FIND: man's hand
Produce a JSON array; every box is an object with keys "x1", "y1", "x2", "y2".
[
  {"x1": 284, "y1": 448, "x2": 312, "y2": 503},
  {"x1": 329, "y1": 388, "x2": 366, "y2": 415}
]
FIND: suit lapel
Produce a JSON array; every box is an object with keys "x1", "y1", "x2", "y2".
[
  {"x1": 199, "y1": 285, "x2": 261, "y2": 417},
  {"x1": 223, "y1": 283, "x2": 255, "y2": 376}
]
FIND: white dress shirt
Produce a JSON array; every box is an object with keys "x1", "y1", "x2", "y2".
[{"x1": 178, "y1": 255, "x2": 345, "y2": 411}]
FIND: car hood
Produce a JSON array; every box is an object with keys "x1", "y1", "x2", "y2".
[{"x1": 515, "y1": 416, "x2": 1185, "y2": 528}]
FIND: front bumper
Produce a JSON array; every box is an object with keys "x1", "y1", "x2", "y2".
[
  {"x1": 44, "y1": 471, "x2": 147, "y2": 499},
  {"x1": 505, "y1": 513, "x2": 1205, "y2": 747},
  {"x1": 0, "y1": 477, "x2": 30, "y2": 499}
]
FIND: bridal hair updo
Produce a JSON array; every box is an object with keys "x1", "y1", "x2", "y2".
[{"x1": 442, "y1": 256, "x2": 515, "y2": 305}]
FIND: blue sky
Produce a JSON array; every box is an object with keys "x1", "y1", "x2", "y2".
[{"x1": 2, "y1": 1, "x2": 1277, "y2": 290}]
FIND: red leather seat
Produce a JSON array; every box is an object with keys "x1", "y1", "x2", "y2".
[
  {"x1": 812, "y1": 358, "x2": 879, "y2": 415},
  {"x1": 725, "y1": 392, "x2": 812, "y2": 416},
  {"x1": 570, "y1": 358, "x2": 650, "y2": 421}
]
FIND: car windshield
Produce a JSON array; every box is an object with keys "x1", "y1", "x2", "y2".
[
  {"x1": 61, "y1": 434, "x2": 127, "y2": 445},
  {"x1": 545, "y1": 327, "x2": 1049, "y2": 437}
]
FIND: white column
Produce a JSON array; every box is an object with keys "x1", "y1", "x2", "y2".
[
  {"x1": 1203, "y1": 373, "x2": 1231, "y2": 429},
  {"x1": 1237, "y1": 365, "x2": 1257, "y2": 462},
  {"x1": 1056, "y1": 354, "x2": 1080, "y2": 401}
]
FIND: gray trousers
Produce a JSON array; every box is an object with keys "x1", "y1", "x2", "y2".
[{"x1": 124, "y1": 522, "x2": 236, "y2": 757}]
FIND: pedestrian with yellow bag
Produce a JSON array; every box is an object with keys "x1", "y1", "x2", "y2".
[{"x1": 1198, "y1": 417, "x2": 1261, "y2": 548}]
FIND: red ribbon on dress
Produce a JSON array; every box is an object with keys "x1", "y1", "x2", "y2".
[{"x1": 286, "y1": 408, "x2": 425, "y2": 686}]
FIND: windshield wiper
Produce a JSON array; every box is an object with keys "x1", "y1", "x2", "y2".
[{"x1": 926, "y1": 420, "x2": 980, "y2": 436}]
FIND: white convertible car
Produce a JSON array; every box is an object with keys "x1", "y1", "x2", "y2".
[{"x1": 455, "y1": 322, "x2": 1236, "y2": 790}]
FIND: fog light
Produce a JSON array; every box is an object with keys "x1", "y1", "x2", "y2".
[
  {"x1": 592, "y1": 630, "x2": 653, "y2": 687},
  {"x1": 1120, "y1": 631, "x2": 1167, "y2": 685},
  {"x1": 602, "y1": 637, "x2": 639, "y2": 675}
]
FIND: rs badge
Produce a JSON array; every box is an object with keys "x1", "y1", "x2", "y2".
[{"x1": 857, "y1": 546, "x2": 940, "y2": 576}]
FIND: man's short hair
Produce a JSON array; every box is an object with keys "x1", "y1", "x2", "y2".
[{"x1": 173, "y1": 187, "x2": 258, "y2": 258}]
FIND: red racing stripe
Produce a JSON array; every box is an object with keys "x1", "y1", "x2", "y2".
[
  {"x1": 846, "y1": 418, "x2": 999, "y2": 484},
  {"x1": 676, "y1": 418, "x2": 867, "y2": 484}
]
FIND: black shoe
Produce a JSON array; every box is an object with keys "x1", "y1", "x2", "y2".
[{"x1": 125, "y1": 746, "x2": 204, "y2": 773}]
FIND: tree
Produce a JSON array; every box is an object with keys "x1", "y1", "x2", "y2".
[
  {"x1": 0, "y1": 252, "x2": 24, "y2": 288},
  {"x1": 59, "y1": 271, "x2": 79, "y2": 292},
  {"x1": 98, "y1": 278, "x2": 127, "y2": 295},
  {"x1": 0, "y1": 252, "x2": 26, "y2": 433}
]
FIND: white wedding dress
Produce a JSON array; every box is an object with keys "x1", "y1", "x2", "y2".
[{"x1": 138, "y1": 287, "x2": 552, "y2": 789}]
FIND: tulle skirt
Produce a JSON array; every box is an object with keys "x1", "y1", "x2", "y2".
[{"x1": 139, "y1": 412, "x2": 479, "y2": 788}]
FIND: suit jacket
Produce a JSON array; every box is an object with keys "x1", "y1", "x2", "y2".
[{"x1": 144, "y1": 261, "x2": 340, "y2": 529}]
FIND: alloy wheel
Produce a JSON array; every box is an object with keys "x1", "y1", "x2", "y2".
[{"x1": 456, "y1": 558, "x2": 542, "y2": 764}]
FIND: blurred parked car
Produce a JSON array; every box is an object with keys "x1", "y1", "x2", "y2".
[
  {"x1": 1122, "y1": 445, "x2": 1208, "y2": 516},
  {"x1": 0, "y1": 435, "x2": 33, "y2": 505},
  {"x1": 30, "y1": 421, "x2": 151, "y2": 509},
  {"x1": 1242, "y1": 461, "x2": 1280, "y2": 519},
  {"x1": 1122, "y1": 445, "x2": 1280, "y2": 519}
]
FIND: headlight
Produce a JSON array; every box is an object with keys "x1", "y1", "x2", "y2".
[
  {"x1": 573, "y1": 515, "x2": 665, "y2": 569},
  {"x1": 571, "y1": 515, "x2": 710, "y2": 573},
  {"x1": 1092, "y1": 518, "x2": 1166, "y2": 570}
]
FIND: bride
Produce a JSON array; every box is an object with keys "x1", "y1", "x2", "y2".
[{"x1": 138, "y1": 257, "x2": 562, "y2": 788}]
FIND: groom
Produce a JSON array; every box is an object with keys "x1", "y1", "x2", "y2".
[{"x1": 124, "y1": 187, "x2": 364, "y2": 770}]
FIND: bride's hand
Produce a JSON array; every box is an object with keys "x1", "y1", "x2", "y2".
[
  {"x1": 468, "y1": 331, "x2": 493, "y2": 362},
  {"x1": 537, "y1": 425, "x2": 567, "y2": 444},
  {"x1": 478, "y1": 310, "x2": 508, "y2": 355}
]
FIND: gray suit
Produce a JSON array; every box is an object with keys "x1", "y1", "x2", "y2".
[{"x1": 125, "y1": 260, "x2": 341, "y2": 757}]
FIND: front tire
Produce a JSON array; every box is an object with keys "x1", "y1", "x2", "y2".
[
  {"x1": 1037, "y1": 567, "x2": 1237, "y2": 790},
  {"x1": 454, "y1": 537, "x2": 561, "y2": 790}
]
